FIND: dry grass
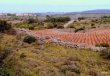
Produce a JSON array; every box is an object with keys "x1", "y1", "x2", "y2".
[{"x1": 0, "y1": 34, "x2": 110, "y2": 76}]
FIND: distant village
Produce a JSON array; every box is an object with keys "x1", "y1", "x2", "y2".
[
  {"x1": 0, "y1": 13, "x2": 39, "y2": 20},
  {"x1": 0, "y1": 13, "x2": 37, "y2": 16}
]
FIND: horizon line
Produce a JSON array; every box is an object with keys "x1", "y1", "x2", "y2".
[{"x1": 0, "y1": 9, "x2": 110, "y2": 13}]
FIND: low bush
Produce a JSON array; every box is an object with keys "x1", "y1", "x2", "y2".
[
  {"x1": 78, "y1": 17, "x2": 86, "y2": 21},
  {"x1": 61, "y1": 65, "x2": 81, "y2": 74},
  {"x1": 0, "y1": 47, "x2": 12, "y2": 63},
  {"x1": 95, "y1": 43, "x2": 109, "y2": 47},
  {"x1": 28, "y1": 26, "x2": 34, "y2": 30},
  {"x1": 68, "y1": 24, "x2": 75, "y2": 28},
  {"x1": 46, "y1": 16, "x2": 70, "y2": 22},
  {"x1": 23, "y1": 35, "x2": 36, "y2": 44},
  {"x1": 26, "y1": 18, "x2": 38, "y2": 24},
  {"x1": 91, "y1": 23, "x2": 96, "y2": 28},
  {"x1": 56, "y1": 25, "x2": 64, "y2": 29},
  {"x1": 89, "y1": 69, "x2": 101, "y2": 76},
  {"x1": 0, "y1": 20, "x2": 12, "y2": 33},
  {"x1": 0, "y1": 64, "x2": 11, "y2": 76},
  {"x1": 20, "y1": 53, "x2": 26, "y2": 59},
  {"x1": 45, "y1": 23, "x2": 54, "y2": 29},
  {"x1": 100, "y1": 49, "x2": 110, "y2": 59},
  {"x1": 75, "y1": 27, "x2": 85, "y2": 32},
  {"x1": 15, "y1": 24, "x2": 35, "y2": 30}
]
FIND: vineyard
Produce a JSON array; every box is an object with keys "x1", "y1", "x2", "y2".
[{"x1": 34, "y1": 29, "x2": 110, "y2": 46}]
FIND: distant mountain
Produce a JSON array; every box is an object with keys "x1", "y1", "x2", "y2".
[
  {"x1": 82, "y1": 9, "x2": 110, "y2": 13},
  {"x1": 61, "y1": 9, "x2": 110, "y2": 16},
  {"x1": 36, "y1": 9, "x2": 110, "y2": 16}
]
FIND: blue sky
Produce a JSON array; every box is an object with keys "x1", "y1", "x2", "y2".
[{"x1": 0, "y1": 0, "x2": 110, "y2": 13}]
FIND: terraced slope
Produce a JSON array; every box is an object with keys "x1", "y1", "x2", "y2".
[{"x1": 34, "y1": 29, "x2": 110, "y2": 46}]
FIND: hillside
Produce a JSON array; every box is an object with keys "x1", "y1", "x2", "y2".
[
  {"x1": 0, "y1": 34, "x2": 110, "y2": 76},
  {"x1": 83, "y1": 9, "x2": 110, "y2": 13}
]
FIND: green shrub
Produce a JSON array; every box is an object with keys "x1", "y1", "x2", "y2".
[
  {"x1": 45, "y1": 23, "x2": 54, "y2": 29},
  {"x1": 78, "y1": 17, "x2": 86, "y2": 21},
  {"x1": 23, "y1": 35, "x2": 36, "y2": 44},
  {"x1": 75, "y1": 27, "x2": 85, "y2": 32},
  {"x1": 0, "y1": 64, "x2": 11, "y2": 76},
  {"x1": 0, "y1": 20, "x2": 12, "y2": 33},
  {"x1": 28, "y1": 25, "x2": 34, "y2": 30},
  {"x1": 70, "y1": 68, "x2": 81, "y2": 74},
  {"x1": 26, "y1": 18, "x2": 38, "y2": 24},
  {"x1": 20, "y1": 53, "x2": 26, "y2": 59},
  {"x1": 0, "y1": 47, "x2": 12, "y2": 76},
  {"x1": 91, "y1": 23, "x2": 96, "y2": 28},
  {"x1": 56, "y1": 25, "x2": 64, "y2": 29},
  {"x1": 95, "y1": 43, "x2": 109, "y2": 47},
  {"x1": 16, "y1": 24, "x2": 35, "y2": 30},
  {"x1": 46, "y1": 16, "x2": 70, "y2": 22},
  {"x1": 0, "y1": 47, "x2": 12, "y2": 63},
  {"x1": 100, "y1": 49, "x2": 110, "y2": 59},
  {"x1": 68, "y1": 24, "x2": 75, "y2": 28},
  {"x1": 61, "y1": 66, "x2": 80, "y2": 74}
]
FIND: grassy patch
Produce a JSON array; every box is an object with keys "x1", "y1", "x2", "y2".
[{"x1": 0, "y1": 34, "x2": 110, "y2": 76}]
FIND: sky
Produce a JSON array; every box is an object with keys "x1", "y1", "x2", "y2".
[{"x1": 0, "y1": 0, "x2": 110, "y2": 13}]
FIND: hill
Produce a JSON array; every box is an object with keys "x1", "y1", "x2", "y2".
[
  {"x1": 83, "y1": 9, "x2": 110, "y2": 13},
  {"x1": 0, "y1": 34, "x2": 110, "y2": 76}
]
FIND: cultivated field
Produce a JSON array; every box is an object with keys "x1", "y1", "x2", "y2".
[{"x1": 33, "y1": 28, "x2": 110, "y2": 47}]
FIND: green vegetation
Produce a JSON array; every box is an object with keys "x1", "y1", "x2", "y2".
[
  {"x1": 75, "y1": 26, "x2": 85, "y2": 32},
  {"x1": 13, "y1": 15, "x2": 68, "y2": 30},
  {"x1": 1, "y1": 16, "x2": 110, "y2": 76},
  {"x1": 23, "y1": 35, "x2": 36, "y2": 44},
  {"x1": 100, "y1": 49, "x2": 110, "y2": 59},
  {"x1": 13, "y1": 15, "x2": 70, "y2": 30},
  {"x1": 0, "y1": 47, "x2": 12, "y2": 63},
  {"x1": 95, "y1": 43, "x2": 109, "y2": 47},
  {"x1": 91, "y1": 23, "x2": 96, "y2": 28},
  {"x1": 68, "y1": 20, "x2": 88, "y2": 32},
  {"x1": 0, "y1": 20, "x2": 12, "y2": 33},
  {"x1": 46, "y1": 15, "x2": 70, "y2": 22},
  {"x1": 15, "y1": 24, "x2": 35, "y2": 29},
  {"x1": 68, "y1": 16, "x2": 110, "y2": 31},
  {"x1": 26, "y1": 18, "x2": 38, "y2": 24},
  {"x1": 0, "y1": 34, "x2": 109, "y2": 76},
  {"x1": 44, "y1": 22, "x2": 64, "y2": 29},
  {"x1": 20, "y1": 53, "x2": 27, "y2": 59},
  {"x1": 68, "y1": 25, "x2": 75, "y2": 28},
  {"x1": 78, "y1": 17, "x2": 86, "y2": 21},
  {"x1": 102, "y1": 16, "x2": 110, "y2": 19},
  {"x1": 61, "y1": 66, "x2": 81, "y2": 74},
  {"x1": 15, "y1": 20, "x2": 65, "y2": 30},
  {"x1": 15, "y1": 23, "x2": 45, "y2": 30},
  {"x1": 44, "y1": 22, "x2": 55, "y2": 29}
]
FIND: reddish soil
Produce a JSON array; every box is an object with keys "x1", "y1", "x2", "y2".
[{"x1": 33, "y1": 29, "x2": 110, "y2": 46}]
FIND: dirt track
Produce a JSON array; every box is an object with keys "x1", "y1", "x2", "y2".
[{"x1": 64, "y1": 20, "x2": 74, "y2": 28}]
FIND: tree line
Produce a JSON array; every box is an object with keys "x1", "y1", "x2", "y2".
[{"x1": 46, "y1": 15, "x2": 71, "y2": 22}]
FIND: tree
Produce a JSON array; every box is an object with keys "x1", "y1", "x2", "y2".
[
  {"x1": 46, "y1": 15, "x2": 51, "y2": 21},
  {"x1": 0, "y1": 20, "x2": 12, "y2": 33},
  {"x1": 26, "y1": 18, "x2": 38, "y2": 24},
  {"x1": 46, "y1": 16, "x2": 71, "y2": 22}
]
